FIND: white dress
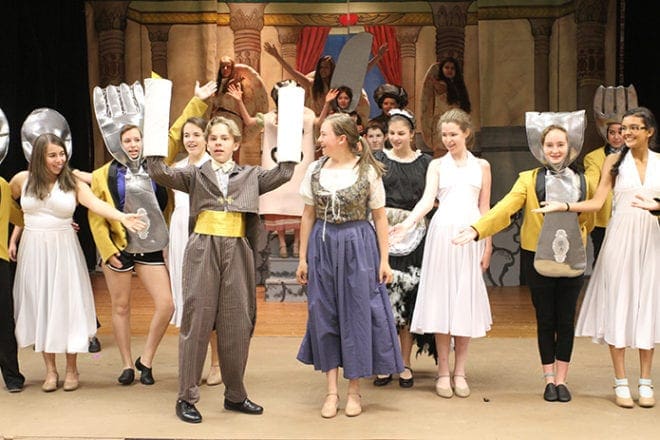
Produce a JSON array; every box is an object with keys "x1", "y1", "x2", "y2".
[
  {"x1": 410, "y1": 152, "x2": 492, "y2": 337},
  {"x1": 13, "y1": 181, "x2": 96, "y2": 353},
  {"x1": 168, "y1": 154, "x2": 210, "y2": 327},
  {"x1": 576, "y1": 151, "x2": 660, "y2": 349}
]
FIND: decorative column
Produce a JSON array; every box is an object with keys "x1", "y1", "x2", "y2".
[
  {"x1": 276, "y1": 26, "x2": 301, "y2": 80},
  {"x1": 429, "y1": 1, "x2": 471, "y2": 63},
  {"x1": 147, "y1": 24, "x2": 171, "y2": 78},
  {"x1": 228, "y1": 3, "x2": 265, "y2": 72},
  {"x1": 529, "y1": 18, "x2": 554, "y2": 112},
  {"x1": 92, "y1": 1, "x2": 129, "y2": 87},
  {"x1": 396, "y1": 26, "x2": 421, "y2": 114},
  {"x1": 575, "y1": 0, "x2": 607, "y2": 149}
]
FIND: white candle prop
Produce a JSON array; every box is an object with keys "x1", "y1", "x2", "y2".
[
  {"x1": 275, "y1": 85, "x2": 304, "y2": 163},
  {"x1": 142, "y1": 78, "x2": 172, "y2": 157}
]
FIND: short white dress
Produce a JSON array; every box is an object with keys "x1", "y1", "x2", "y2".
[
  {"x1": 410, "y1": 152, "x2": 492, "y2": 337},
  {"x1": 13, "y1": 181, "x2": 96, "y2": 353},
  {"x1": 167, "y1": 154, "x2": 210, "y2": 327},
  {"x1": 576, "y1": 151, "x2": 660, "y2": 349}
]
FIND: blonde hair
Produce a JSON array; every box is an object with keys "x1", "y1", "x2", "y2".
[
  {"x1": 438, "y1": 108, "x2": 474, "y2": 149},
  {"x1": 323, "y1": 113, "x2": 385, "y2": 177},
  {"x1": 205, "y1": 116, "x2": 242, "y2": 143}
]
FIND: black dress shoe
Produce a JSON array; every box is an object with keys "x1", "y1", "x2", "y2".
[
  {"x1": 224, "y1": 398, "x2": 263, "y2": 415},
  {"x1": 373, "y1": 374, "x2": 393, "y2": 386},
  {"x1": 7, "y1": 383, "x2": 24, "y2": 393},
  {"x1": 556, "y1": 384, "x2": 572, "y2": 402},
  {"x1": 135, "y1": 357, "x2": 154, "y2": 385},
  {"x1": 543, "y1": 383, "x2": 558, "y2": 402},
  {"x1": 399, "y1": 367, "x2": 414, "y2": 388},
  {"x1": 88, "y1": 336, "x2": 101, "y2": 353},
  {"x1": 176, "y1": 399, "x2": 202, "y2": 423},
  {"x1": 118, "y1": 368, "x2": 135, "y2": 385}
]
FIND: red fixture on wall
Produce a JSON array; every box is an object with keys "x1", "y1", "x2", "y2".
[{"x1": 338, "y1": 12, "x2": 359, "y2": 26}]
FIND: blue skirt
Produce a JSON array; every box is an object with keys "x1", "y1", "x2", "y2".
[{"x1": 297, "y1": 220, "x2": 404, "y2": 379}]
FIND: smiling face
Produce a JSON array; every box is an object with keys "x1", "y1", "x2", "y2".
[
  {"x1": 606, "y1": 123, "x2": 624, "y2": 149},
  {"x1": 45, "y1": 142, "x2": 67, "y2": 179},
  {"x1": 366, "y1": 127, "x2": 385, "y2": 151},
  {"x1": 206, "y1": 122, "x2": 239, "y2": 163},
  {"x1": 542, "y1": 128, "x2": 569, "y2": 167},
  {"x1": 441, "y1": 121, "x2": 469, "y2": 156},
  {"x1": 381, "y1": 97, "x2": 399, "y2": 116},
  {"x1": 387, "y1": 119, "x2": 414, "y2": 154},
  {"x1": 621, "y1": 115, "x2": 653, "y2": 151},
  {"x1": 121, "y1": 127, "x2": 142, "y2": 160},
  {"x1": 318, "y1": 59, "x2": 333, "y2": 80},
  {"x1": 317, "y1": 120, "x2": 343, "y2": 157},
  {"x1": 183, "y1": 122, "x2": 206, "y2": 160}
]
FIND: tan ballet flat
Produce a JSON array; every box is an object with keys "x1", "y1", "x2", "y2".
[
  {"x1": 435, "y1": 375, "x2": 453, "y2": 398},
  {"x1": 614, "y1": 378, "x2": 634, "y2": 408},
  {"x1": 63, "y1": 372, "x2": 79, "y2": 391},
  {"x1": 638, "y1": 378, "x2": 655, "y2": 408},
  {"x1": 453, "y1": 374, "x2": 470, "y2": 398},
  {"x1": 345, "y1": 392, "x2": 362, "y2": 417},
  {"x1": 42, "y1": 372, "x2": 59, "y2": 392},
  {"x1": 321, "y1": 393, "x2": 339, "y2": 418}
]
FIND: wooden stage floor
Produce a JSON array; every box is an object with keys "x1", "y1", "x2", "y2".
[{"x1": 91, "y1": 273, "x2": 541, "y2": 338}]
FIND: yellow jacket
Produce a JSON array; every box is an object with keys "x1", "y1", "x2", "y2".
[
  {"x1": 583, "y1": 146, "x2": 614, "y2": 228},
  {"x1": 472, "y1": 168, "x2": 594, "y2": 252},
  {"x1": 88, "y1": 96, "x2": 208, "y2": 263},
  {"x1": 0, "y1": 177, "x2": 24, "y2": 262}
]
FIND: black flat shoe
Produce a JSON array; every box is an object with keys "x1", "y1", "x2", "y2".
[
  {"x1": 135, "y1": 357, "x2": 154, "y2": 385},
  {"x1": 543, "y1": 383, "x2": 558, "y2": 402},
  {"x1": 224, "y1": 398, "x2": 263, "y2": 415},
  {"x1": 176, "y1": 399, "x2": 202, "y2": 423},
  {"x1": 118, "y1": 368, "x2": 135, "y2": 385},
  {"x1": 556, "y1": 384, "x2": 572, "y2": 402},
  {"x1": 373, "y1": 374, "x2": 393, "y2": 386},
  {"x1": 88, "y1": 336, "x2": 101, "y2": 353},
  {"x1": 7, "y1": 383, "x2": 24, "y2": 393},
  {"x1": 399, "y1": 367, "x2": 414, "y2": 388}
]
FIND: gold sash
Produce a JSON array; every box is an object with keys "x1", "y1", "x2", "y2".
[{"x1": 194, "y1": 210, "x2": 245, "y2": 237}]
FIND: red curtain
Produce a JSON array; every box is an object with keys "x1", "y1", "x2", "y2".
[
  {"x1": 364, "y1": 25, "x2": 401, "y2": 85},
  {"x1": 296, "y1": 26, "x2": 331, "y2": 74}
]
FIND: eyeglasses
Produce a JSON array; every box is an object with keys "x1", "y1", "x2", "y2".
[{"x1": 621, "y1": 125, "x2": 647, "y2": 133}]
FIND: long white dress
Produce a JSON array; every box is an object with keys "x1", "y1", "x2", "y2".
[
  {"x1": 410, "y1": 152, "x2": 492, "y2": 337},
  {"x1": 13, "y1": 181, "x2": 96, "y2": 353},
  {"x1": 576, "y1": 151, "x2": 660, "y2": 349},
  {"x1": 168, "y1": 154, "x2": 210, "y2": 327}
]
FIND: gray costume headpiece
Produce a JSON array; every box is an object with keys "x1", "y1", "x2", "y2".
[
  {"x1": 593, "y1": 85, "x2": 638, "y2": 142},
  {"x1": 20, "y1": 108, "x2": 73, "y2": 162},
  {"x1": 92, "y1": 79, "x2": 168, "y2": 254},
  {"x1": 525, "y1": 110, "x2": 587, "y2": 278},
  {"x1": 0, "y1": 108, "x2": 8, "y2": 165},
  {"x1": 93, "y1": 81, "x2": 145, "y2": 171},
  {"x1": 525, "y1": 110, "x2": 585, "y2": 172}
]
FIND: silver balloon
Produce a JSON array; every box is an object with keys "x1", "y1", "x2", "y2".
[
  {"x1": 20, "y1": 108, "x2": 73, "y2": 163},
  {"x1": 93, "y1": 81, "x2": 145, "y2": 170},
  {"x1": 0, "y1": 108, "x2": 8, "y2": 165},
  {"x1": 525, "y1": 110, "x2": 585, "y2": 172}
]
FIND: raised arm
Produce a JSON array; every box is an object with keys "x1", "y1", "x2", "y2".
[
  {"x1": 367, "y1": 43, "x2": 388, "y2": 72},
  {"x1": 263, "y1": 42, "x2": 313, "y2": 88},
  {"x1": 315, "y1": 89, "x2": 339, "y2": 127},
  {"x1": 226, "y1": 84, "x2": 259, "y2": 127}
]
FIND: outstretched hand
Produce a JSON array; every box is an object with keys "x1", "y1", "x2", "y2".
[
  {"x1": 452, "y1": 227, "x2": 478, "y2": 245},
  {"x1": 226, "y1": 83, "x2": 243, "y2": 101},
  {"x1": 263, "y1": 41, "x2": 280, "y2": 59},
  {"x1": 195, "y1": 80, "x2": 218, "y2": 101},
  {"x1": 120, "y1": 213, "x2": 147, "y2": 233},
  {"x1": 631, "y1": 194, "x2": 660, "y2": 211},
  {"x1": 532, "y1": 201, "x2": 566, "y2": 214}
]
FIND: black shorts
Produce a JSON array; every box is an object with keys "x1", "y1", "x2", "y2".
[{"x1": 105, "y1": 250, "x2": 165, "y2": 273}]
